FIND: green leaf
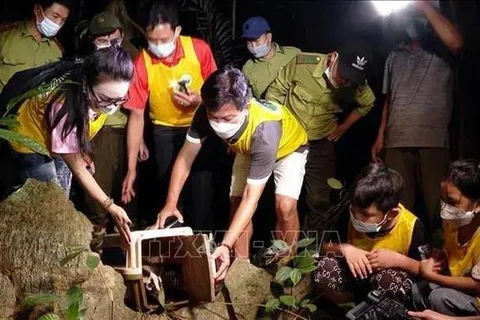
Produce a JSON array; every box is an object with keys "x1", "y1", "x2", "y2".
[
  {"x1": 0, "y1": 128, "x2": 50, "y2": 156},
  {"x1": 0, "y1": 115, "x2": 19, "y2": 129},
  {"x1": 64, "y1": 301, "x2": 80, "y2": 320},
  {"x1": 271, "y1": 239, "x2": 290, "y2": 251},
  {"x1": 279, "y1": 295, "x2": 296, "y2": 308},
  {"x1": 327, "y1": 178, "x2": 343, "y2": 190},
  {"x1": 298, "y1": 264, "x2": 318, "y2": 274},
  {"x1": 38, "y1": 313, "x2": 61, "y2": 320},
  {"x1": 300, "y1": 299, "x2": 311, "y2": 307},
  {"x1": 274, "y1": 266, "x2": 292, "y2": 282},
  {"x1": 304, "y1": 303, "x2": 317, "y2": 313},
  {"x1": 22, "y1": 293, "x2": 59, "y2": 306},
  {"x1": 293, "y1": 256, "x2": 316, "y2": 269},
  {"x1": 66, "y1": 286, "x2": 83, "y2": 307},
  {"x1": 289, "y1": 268, "x2": 302, "y2": 286},
  {"x1": 296, "y1": 238, "x2": 315, "y2": 249},
  {"x1": 265, "y1": 298, "x2": 280, "y2": 312},
  {"x1": 86, "y1": 253, "x2": 100, "y2": 270},
  {"x1": 60, "y1": 248, "x2": 86, "y2": 267}
]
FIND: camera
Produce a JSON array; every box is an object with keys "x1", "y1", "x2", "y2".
[{"x1": 346, "y1": 291, "x2": 409, "y2": 320}]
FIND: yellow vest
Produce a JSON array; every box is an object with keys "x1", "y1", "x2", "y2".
[
  {"x1": 10, "y1": 91, "x2": 106, "y2": 154},
  {"x1": 348, "y1": 204, "x2": 418, "y2": 255},
  {"x1": 143, "y1": 36, "x2": 204, "y2": 127},
  {"x1": 444, "y1": 223, "x2": 480, "y2": 278},
  {"x1": 229, "y1": 99, "x2": 308, "y2": 160}
]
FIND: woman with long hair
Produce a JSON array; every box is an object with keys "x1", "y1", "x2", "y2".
[{"x1": 8, "y1": 46, "x2": 134, "y2": 243}]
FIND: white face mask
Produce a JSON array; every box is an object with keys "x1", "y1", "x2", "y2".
[
  {"x1": 97, "y1": 104, "x2": 120, "y2": 115},
  {"x1": 350, "y1": 209, "x2": 389, "y2": 234},
  {"x1": 149, "y1": 40, "x2": 176, "y2": 58},
  {"x1": 36, "y1": 8, "x2": 62, "y2": 37},
  {"x1": 208, "y1": 111, "x2": 247, "y2": 140},
  {"x1": 248, "y1": 42, "x2": 270, "y2": 58},
  {"x1": 94, "y1": 37, "x2": 123, "y2": 50},
  {"x1": 325, "y1": 53, "x2": 340, "y2": 88},
  {"x1": 440, "y1": 200, "x2": 476, "y2": 228}
]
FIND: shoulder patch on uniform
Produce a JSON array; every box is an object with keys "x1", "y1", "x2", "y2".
[
  {"x1": 0, "y1": 21, "x2": 19, "y2": 35},
  {"x1": 296, "y1": 53, "x2": 321, "y2": 65}
]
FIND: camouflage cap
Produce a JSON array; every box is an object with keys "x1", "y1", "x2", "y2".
[{"x1": 89, "y1": 11, "x2": 122, "y2": 37}]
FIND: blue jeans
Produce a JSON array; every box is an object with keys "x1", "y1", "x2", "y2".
[{"x1": 15, "y1": 152, "x2": 72, "y2": 197}]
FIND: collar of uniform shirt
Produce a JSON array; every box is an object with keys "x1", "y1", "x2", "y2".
[
  {"x1": 20, "y1": 20, "x2": 52, "y2": 43},
  {"x1": 149, "y1": 37, "x2": 185, "y2": 67},
  {"x1": 311, "y1": 54, "x2": 329, "y2": 88}
]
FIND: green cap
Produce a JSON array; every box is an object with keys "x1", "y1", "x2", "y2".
[{"x1": 89, "y1": 12, "x2": 122, "y2": 37}]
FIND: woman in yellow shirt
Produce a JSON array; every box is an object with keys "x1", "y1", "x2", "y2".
[
  {"x1": 7, "y1": 47, "x2": 133, "y2": 243},
  {"x1": 413, "y1": 160, "x2": 480, "y2": 317}
]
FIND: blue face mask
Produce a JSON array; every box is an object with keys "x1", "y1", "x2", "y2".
[{"x1": 248, "y1": 42, "x2": 271, "y2": 58}]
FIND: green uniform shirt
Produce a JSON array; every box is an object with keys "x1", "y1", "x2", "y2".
[
  {"x1": 0, "y1": 21, "x2": 62, "y2": 91},
  {"x1": 242, "y1": 43, "x2": 300, "y2": 99},
  {"x1": 266, "y1": 52, "x2": 375, "y2": 141}
]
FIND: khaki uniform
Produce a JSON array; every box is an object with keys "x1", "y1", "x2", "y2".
[
  {"x1": 242, "y1": 43, "x2": 300, "y2": 99},
  {"x1": 266, "y1": 52, "x2": 375, "y2": 231},
  {"x1": 0, "y1": 21, "x2": 63, "y2": 91}
]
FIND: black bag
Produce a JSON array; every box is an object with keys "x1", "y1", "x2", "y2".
[{"x1": 346, "y1": 291, "x2": 410, "y2": 320}]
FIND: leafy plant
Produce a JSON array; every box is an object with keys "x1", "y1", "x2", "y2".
[{"x1": 264, "y1": 238, "x2": 318, "y2": 319}]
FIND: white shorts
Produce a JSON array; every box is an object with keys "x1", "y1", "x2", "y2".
[{"x1": 230, "y1": 149, "x2": 308, "y2": 200}]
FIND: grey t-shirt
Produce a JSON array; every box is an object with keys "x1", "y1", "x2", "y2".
[
  {"x1": 383, "y1": 41, "x2": 454, "y2": 148},
  {"x1": 187, "y1": 104, "x2": 281, "y2": 183}
]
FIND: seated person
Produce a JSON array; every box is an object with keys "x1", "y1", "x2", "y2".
[
  {"x1": 314, "y1": 163, "x2": 427, "y2": 304},
  {"x1": 413, "y1": 160, "x2": 480, "y2": 317}
]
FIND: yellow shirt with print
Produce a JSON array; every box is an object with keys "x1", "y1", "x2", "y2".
[
  {"x1": 229, "y1": 99, "x2": 307, "y2": 160},
  {"x1": 0, "y1": 21, "x2": 63, "y2": 91},
  {"x1": 266, "y1": 52, "x2": 375, "y2": 141}
]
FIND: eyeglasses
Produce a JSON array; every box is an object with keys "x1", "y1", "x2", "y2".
[{"x1": 89, "y1": 85, "x2": 129, "y2": 107}]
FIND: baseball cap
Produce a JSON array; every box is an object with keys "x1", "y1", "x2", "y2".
[
  {"x1": 89, "y1": 12, "x2": 122, "y2": 37},
  {"x1": 241, "y1": 16, "x2": 271, "y2": 39},
  {"x1": 337, "y1": 41, "x2": 373, "y2": 85}
]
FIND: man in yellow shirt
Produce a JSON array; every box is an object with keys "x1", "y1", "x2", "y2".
[
  {"x1": 266, "y1": 41, "x2": 375, "y2": 233},
  {"x1": 0, "y1": 0, "x2": 70, "y2": 91},
  {"x1": 154, "y1": 67, "x2": 308, "y2": 280}
]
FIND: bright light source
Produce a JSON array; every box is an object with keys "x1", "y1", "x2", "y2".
[{"x1": 371, "y1": 1, "x2": 412, "y2": 17}]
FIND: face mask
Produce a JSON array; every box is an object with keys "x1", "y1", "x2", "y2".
[
  {"x1": 96, "y1": 104, "x2": 120, "y2": 115},
  {"x1": 350, "y1": 209, "x2": 388, "y2": 234},
  {"x1": 36, "y1": 8, "x2": 61, "y2": 37},
  {"x1": 440, "y1": 201, "x2": 476, "y2": 228},
  {"x1": 208, "y1": 111, "x2": 247, "y2": 139},
  {"x1": 325, "y1": 53, "x2": 340, "y2": 88},
  {"x1": 149, "y1": 40, "x2": 176, "y2": 58},
  {"x1": 248, "y1": 42, "x2": 270, "y2": 59},
  {"x1": 405, "y1": 18, "x2": 429, "y2": 41}
]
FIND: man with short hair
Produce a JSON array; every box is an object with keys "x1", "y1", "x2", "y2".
[
  {"x1": 154, "y1": 67, "x2": 308, "y2": 279},
  {"x1": 371, "y1": 1, "x2": 463, "y2": 227},
  {"x1": 121, "y1": 1, "x2": 217, "y2": 231},
  {"x1": 241, "y1": 16, "x2": 300, "y2": 99},
  {"x1": 266, "y1": 42, "x2": 375, "y2": 233},
  {"x1": 0, "y1": 0, "x2": 70, "y2": 91}
]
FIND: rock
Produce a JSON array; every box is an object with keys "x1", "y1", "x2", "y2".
[
  {"x1": 0, "y1": 180, "x2": 144, "y2": 319},
  {"x1": 0, "y1": 274, "x2": 15, "y2": 319}
]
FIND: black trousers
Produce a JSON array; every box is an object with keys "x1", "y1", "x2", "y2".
[{"x1": 153, "y1": 125, "x2": 214, "y2": 232}]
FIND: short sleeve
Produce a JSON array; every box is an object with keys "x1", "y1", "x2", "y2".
[
  {"x1": 382, "y1": 52, "x2": 393, "y2": 95},
  {"x1": 123, "y1": 53, "x2": 149, "y2": 110},
  {"x1": 246, "y1": 121, "x2": 281, "y2": 184},
  {"x1": 192, "y1": 38, "x2": 217, "y2": 80},
  {"x1": 186, "y1": 104, "x2": 212, "y2": 143},
  {"x1": 407, "y1": 220, "x2": 429, "y2": 261},
  {"x1": 49, "y1": 101, "x2": 81, "y2": 154},
  {"x1": 354, "y1": 81, "x2": 375, "y2": 116}
]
